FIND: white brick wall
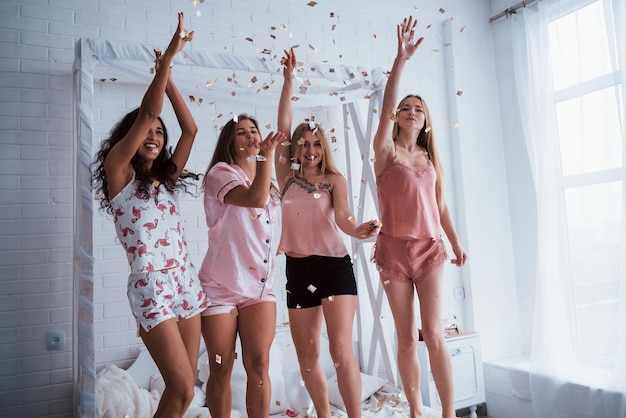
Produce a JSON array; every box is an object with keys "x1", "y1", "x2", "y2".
[{"x1": 0, "y1": 1, "x2": 493, "y2": 416}]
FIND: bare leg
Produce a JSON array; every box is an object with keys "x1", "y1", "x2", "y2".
[
  {"x1": 382, "y1": 279, "x2": 424, "y2": 418},
  {"x1": 417, "y1": 264, "x2": 455, "y2": 418},
  {"x1": 140, "y1": 317, "x2": 198, "y2": 418},
  {"x1": 201, "y1": 313, "x2": 237, "y2": 418},
  {"x1": 288, "y1": 305, "x2": 331, "y2": 418},
  {"x1": 238, "y1": 302, "x2": 276, "y2": 418},
  {"x1": 323, "y1": 295, "x2": 362, "y2": 418}
]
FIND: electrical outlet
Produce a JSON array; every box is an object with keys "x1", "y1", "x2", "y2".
[{"x1": 46, "y1": 330, "x2": 65, "y2": 351}]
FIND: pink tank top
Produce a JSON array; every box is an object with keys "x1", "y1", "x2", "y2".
[
  {"x1": 376, "y1": 158, "x2": 442, "y2": 240},
  {"x1": 278, "y1": 176, "x2": 348, "y2": 257},
  {"x1": 111, "y1": 177, "x2": 191, "y2": 273}
]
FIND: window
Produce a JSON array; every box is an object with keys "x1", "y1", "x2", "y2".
[{"x1": 547, "y1": 0, "x2": 623, "y2": 364}]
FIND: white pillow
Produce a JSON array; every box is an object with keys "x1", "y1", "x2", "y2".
[
  {"x1": 96, "y1": 365, "x2": 160, "y2": 418},
  {"x1": 199, "y1": 334, "x2": 290, "y2": 415},
  {"x1": 327, "y1": 372, "x2": 387, "y2": 411}
]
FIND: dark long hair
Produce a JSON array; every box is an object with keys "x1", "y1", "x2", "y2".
[
  {"x1": 91, "y1": 108, "x2": 199, "y2": 214},
  {"x1": 392, "y1": 95, "x2": 445, "y2": 211}
]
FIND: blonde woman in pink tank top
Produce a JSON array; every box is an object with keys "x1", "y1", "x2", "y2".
[
  {"x1": 275, "y1": 48, "x2": 380, "y2": 418},
  {"x1": 372, "y1": 16, "x2": 467, "y2": 418}
]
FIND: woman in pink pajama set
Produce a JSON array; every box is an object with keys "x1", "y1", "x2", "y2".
[
  {"x1": 372, "y1": 16, "x2": 467, "y2": 418},
  {"x1": 198, "y1": 115, "x2": 286, "y2": 418},
  {"x1": 91, "y1": 13, "x2": 208, "y2": 418}
]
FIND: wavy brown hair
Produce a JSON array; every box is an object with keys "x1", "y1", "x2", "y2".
[{"x1": 91, "y1": 108, "x2": 199, "y2": 214}]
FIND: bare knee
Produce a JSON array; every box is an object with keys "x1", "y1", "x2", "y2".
[
  {"x1": 162, "y1": 376, "x2": 196, "y2": 414},
  {"x1": 328, "y1": 341, "x2": 352, "y2": 370},
  {"x1": 208, "y1": 362, "x2": 234, "y2": 386},
  {"x1": 421, "y1": 327, "x2": 445, "y2": 352},
  {"x1": 243, "y1": 352, "x2": 270, "y2": 379}
]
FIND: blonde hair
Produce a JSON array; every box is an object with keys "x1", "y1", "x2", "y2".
[
  {"x1": 393, "y1": 95, "x2": 445, "y2": 211},
  {"x1": 290, "y1": 122, "x2": 341, "y2": 176}
]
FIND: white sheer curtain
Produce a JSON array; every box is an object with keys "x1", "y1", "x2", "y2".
[{"x1": 497, "y1": 0, "x2": 626, "y2": 417}]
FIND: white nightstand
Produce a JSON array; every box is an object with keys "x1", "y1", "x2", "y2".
[{"x1": 417, "y1": 331, "x2": 485, "y2": 418}]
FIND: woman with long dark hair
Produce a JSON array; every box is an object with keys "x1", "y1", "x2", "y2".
[{"x1": 91, "y1": 13, "x2": 208, "y2": 418}]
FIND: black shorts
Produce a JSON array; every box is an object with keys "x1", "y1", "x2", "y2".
[{"x1": 285, "y1": 254, "x2": 357, "y2": 309}]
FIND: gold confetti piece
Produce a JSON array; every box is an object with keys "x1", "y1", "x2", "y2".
[
  {"x1": 328, "y1": 295, "x2": 335, "y2": 302},
  {"x1": 197, "y1": 98, "x2": 203, "y2": 105},
  {"x1": 291, "y1": 163, "x2": 300, "y2": 170},
  {"x1": 278, "y1": 248, "x2": 285, "y2": 254},
  {"x1": 258, "y1": 380, "x2": 263, "y2": 387},
  {"x1": 333, "y1": 362, "x2": 340, "y2": 368},
  {"x1": 308, "y1": 44, "x2": 317, "y2": 51},
  {"x1": 313, "y1": 193, "x2": 321, "y2": 199},
  {"x1": 297, "y1": 139, "x2": 304, "y2": 145},
  {"x1": 251, "y1": 76, "x2": 258, "y2": 83},
  {"x1": 256, "y1": 155, "x2": 267, "y2": 162},
  {"x1": 251, "y1": 214, "x2": 261, "y2": 219},
  {"x1": 245, "y1": 37, "x2": 254, "y2": 42},
  {"x1": 330, "y1": 12, "x2": 335, "y2": 17},
  {"x1": 361, "y1": 179, "x2": 367, "y2": 184},
  {"x1": 270, "y1": 34, "x2": 276, "y2": 39},
  {"x1": 276, "y1": 401, "x2": 281, "y2": 406},
  {"x1": 456, "y1": 90, "x2": 463, "y2": 96},
  {"x1": 281, "y1": 24, "x2": 288, "y2": 30},
  {"x1": 296, "y1": 304, "x2": 301, "y2": 309},
  {"x1": 196, "y1": 10, "x2": 201, "y2": 17},
  {"x1": 333, "y1": 148, "x2": 341, "y2": 153},
  {"x1": 281, "y1": 141, "x2": 291, "y2": 147},
  {"x1": 347, "y1": 215, "x2": 353, "y2": 221},
  {"x1": 215, "y1": 354, "x2": 222, "y2": 364},
  {"x1": 260, "y1": 48, "x2": 271, "y2": 54},
  {"x1": 291, "y1": 96, "x2": 300, "y2": 101},
  {"x1": 424, "y1": 126, "x2": 432, "y2": 133},
  {"x1": 307, "y1": 1, "x2": 317, "y2": 6},
  {"x1": 150, "y1": 68, "x2": 155, "y2": 74},
  {"x1": 206, "y1": 80, "x2": 213, "y2": 87},
  {"x1": 454, "y1": 120, "x2": 460, "y2": 128},
  {"x1": 331, "y1": 136, "x2": 337, "y2": 143},
  {"x1": 230, "y1": 307, "x2": 239, "y2": 317},
  {"x1": 231, "y1": 91, "x2": 236, "y2": 97},
  {"x1": 332, "y1": 24, "x2": 336, "y2": 31},
  {"x1": 383, "y1": 280, "x2": 391, "y2": 285},
  {"x1": 373, "y1": 34, "x2": 378, "y2": 39},
  {"x1": 305, "y1": 368, "x2": 311, "y2": 373},
  {"x1": 460, "y1": 26, "x2": 466, "y2": 32},
  {"x1": 299, "y1": 86, "x2": 307, "y2": 94},
  {"x1": 249, "y1": 266, "x2": 256, "y2": 271},
  {"x1": 307, "y1": 284, "x2": 317, "y2": 293},
  {"x1": 233, "y1": 114, "x2": 239, "y2": 123},
  {"x1": 427, "y1": 24, "x2": 432, "y2": 29},
  {"x1": 234, "y1": 352, "x2": 238, "y2": 359},
  {"x1": 439, "y1": 7, "x2": 446, "y2": 14}
]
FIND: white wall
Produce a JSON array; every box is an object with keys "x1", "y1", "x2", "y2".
[{"x1": 0, "y1": 0, "x2": 522, "y2": 416}]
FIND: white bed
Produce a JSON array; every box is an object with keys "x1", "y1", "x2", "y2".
[{"x1": 95, "y1": 332, "x2": 442, "y2": 418}]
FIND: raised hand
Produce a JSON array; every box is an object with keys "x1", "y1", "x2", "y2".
[
  {"x1": 281, "y1": 47, "x2": 297, "y2": 79},
  {"x1": 396, "y1": 16, "x2": 424, "y2": 61},
  {"x1": 162, "y1": 12, "x2": 193, "y2": 62}
]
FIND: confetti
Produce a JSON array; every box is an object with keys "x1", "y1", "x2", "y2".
[
  {"x1": 245, "y1": 37, "x2": 254, "y2": 42},
  {"x1": 233, "y1": 114, "x2": 239, "y2": 123},
  {"x1": 249, "y1": 266, "x2": 257, "y2": 271},
  {"x1": 333, "y1": 362, "x2": 340, "y2": 368},
  {"x1": 460, "y1": 26, "x2": 466, "y2": 32},
  {"x1": 206, "y1": 80, "x2": 213, "y2": 87},
  {"x1": 251, "y1": 214, "x2": 261, "y2": 219},
  {"x1": 297, "y1": 139, "x2": 305, "y2": 145},
  {"x1": 281, "y1": 141, "x2": 291, "y2": 146},
  {"x1": 454, "y1": 120, "x2": 460, "y2": 128},
  {"x1": 231, "y1": 91, "x2": 236, "y2": 97},
  {"x1": 328, "y1": 295, "x2": 335, "y2": 302},
  {"x1": 196, "y1": 10, "x2": 201, "y2": 17},
  {"x1": 456, "y1": 90, "x2": 463, "y2": 96},
  {"x1": 251, "y1": 76, "x2": 258, "y2": 83},
  {"x1": 383, "y1": 280, "x2": 391, "y2": 286},
  {"x1": 230, "y1": 308, "x2": 239, "y2": 317},
  {"x1": 439, "y1": 8, "x2": 446, "y2": 14},
  {"x1": 256, "y1": 155, "x2": 267, "y2": 162},
  {"x1": 307, "y1": 1, "x2": 317, "y2": 5},
  {"x1": 424, "y1": 126, "x2": 432, "y2": 133},
  {"x1": 331, "y1": 136, "x2": 337, "y2": 143},
  {"x1": 215, "y1": 354, "x2": 222, "y2": 364},
  {"x1": 291, "y1": 163, "x2": 301, "y2": 170},
  {"x1": 308, "y1": 44, "x2": 318, "y2": 51},
  {"x1": 313, "y1": 193, "x2": 321, "y2": 199},
  {"x1": 373, "y1": 34, "x2": 378, "y2": 39},
  {"x1": 307, "y1": 284, "x2": 317, "y2": 293},
  {"x1": 299, "y1": 86, "x2": 307, "y2": 94}
]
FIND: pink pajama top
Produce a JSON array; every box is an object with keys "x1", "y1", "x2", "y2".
[
  {"x1": 111, "y1": 175, "x2": 192, "y2": 273},
  {"x1": 278, "y1": 176, "x2": 348, "y2": 257},
  {"x1": 376, "y1": 158, "x2": 442, "y2": 240},
  {"x1": 199, "y1": 163, "x2": 279, "y2": 298}
]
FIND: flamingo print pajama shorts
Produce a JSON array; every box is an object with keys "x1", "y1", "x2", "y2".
[{"x1": 127, "y1": 265, "x2": 209, "y2": 333}]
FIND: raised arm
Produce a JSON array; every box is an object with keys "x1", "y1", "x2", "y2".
[
  {"x1": 332, "y1": 175, "x2": 381, "y2": 239},
  {"x1": 104, "y1": 12, "x2": 192, "y2": 191},
  {"x1": 275, "y1": 48, "x2": 297, "y2": 190},
  {"x1": 161, "y1": 53, "x2": 199, "y2": 181},
  {"x1": 373, "y1": 16, "x2": 423, "y2": 172},
  {"x1": 223, "y1": 130, "x2": 286, "y2": 208}
]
